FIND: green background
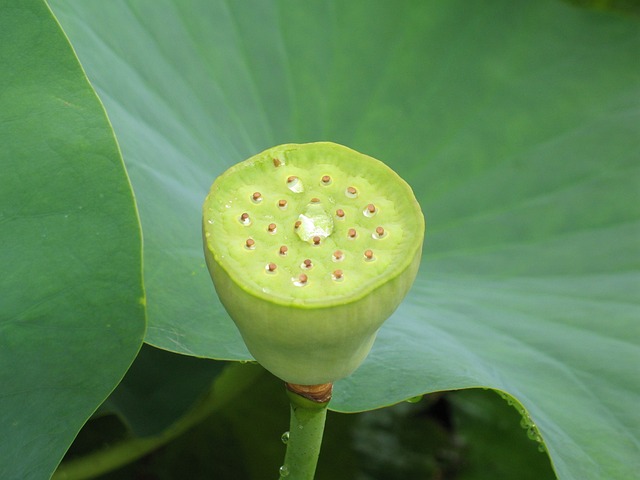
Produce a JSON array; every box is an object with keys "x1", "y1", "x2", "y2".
[{"x1": 1, "y1": 0, "x2": 638, "y2": 478}]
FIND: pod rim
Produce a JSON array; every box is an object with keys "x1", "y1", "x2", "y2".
[{"x1": 203, "y1": 141, "x2": 425, "y2": 309}]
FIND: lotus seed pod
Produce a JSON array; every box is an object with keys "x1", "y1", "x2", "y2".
[{"x1": 203, "y1": 142, "x2": 424, "y2": 385}]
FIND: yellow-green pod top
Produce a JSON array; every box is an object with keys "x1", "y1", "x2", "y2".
[{"x1": 203, "y1": 142, "x2": 424, "y2": 385}]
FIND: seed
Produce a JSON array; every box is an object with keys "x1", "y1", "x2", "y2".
[
  {"x1": 348, "y1": 228, "x2": 357, "y2": 239},
  {"x1": 336, "y1": 209, "x2": 345, "y2": 218},
  {"x1": 312, "y1": 236, "x2": 321, "y2": 245},
  {"x1": 332, "y1": 250, "x2": 344, "y2": 261},
  {"x1": 279, "y1": 245, "x2": 288, "y2": 256},
  {"x1": 239, "y1": 212, "x2": 250, "y2": 225},
  {"x1": 346, "y1": 186, "x2": 358, "y2": 198},
  {"x1": 311, "y1": 197, "x2": 320, "y2": 203},
  {"x1": 302, "y1": 259, "x2": 313, "y2": 269},
  {"x1": 245, "y1": 238, "x2": 255, "y2": 249},
  {"x1": 268, "y1": 223, "x2": 277, "y2": 233},
  {"x1": 321, "y1": 175, "x2": 331, "y2": 185},
  {"x1": 374, "y1": 226, "x2": 386, "y2": 239},
  {"x1": 332, "y1": 269, "x2": 343, "y2": 280},
  {"x1": 294, "y1": 220, "x2": 302, "y2": 229},
  {"x1": 278, "y1": 199, "x2": 287, "y2": 209},
  {"x1": 364, "y1": 249, "x2": 374, "y2": 260},
  {"x1": 364, "y1": 203, "x2": 377, "y2": 217},
  {"x1": 273, "y1": 158, "x2": 281, "y2": 167},
  {"x1": 294, "y1": 273, "x2": 308, "y2": 286},
  {"x1": 287, "y1": 175, "x2": 304, "y2": 193},
  {"x1": 252, "y1": 192, "x2": 262, "y2": 203},
  {"x1": 266, "y1": 262, "x2": 277, "y2": 272}
]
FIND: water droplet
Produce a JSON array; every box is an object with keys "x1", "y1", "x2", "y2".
[
  {"x1": 527, "y1": 427, "x2": 541, "y2": 442},
  {"x1": 281, "y1": 431, "x2": 290, "y2": 444},
  {"x1": 406, "y1": 395, "x2": 423, "y2": 403},
  {"x1": 279, "y1": 465, "x2": 290, "y2": 477},
  {"x1": 538, "y1": 443, "x2": 547, "y2": 453},
  {"x1": 295, "y1": 202, "x2": 334, "y2": 243}
]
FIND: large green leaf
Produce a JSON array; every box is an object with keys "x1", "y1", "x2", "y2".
[
  {"x1": 0, "y1": 1, "x2": 145, "y2": 478},
  {"x1": 49, "y1": 1, "x2": 640, "y2": 479}
]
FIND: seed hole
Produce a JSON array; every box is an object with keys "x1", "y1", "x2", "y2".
[
  {"x1": 332, "y1": 269, "x2": 344, "y2": 281},
  {"x1": 336, "y1": 209, "x2": 345, "y2": 219},
  {"x1": 345, "y1": 186, "x2": 358, "y2": 198},
  {"x1": 279, "y1": 245, "x2": 288, "y2": 256},
  {"x1": 245, "y1": 238, "x2": 256, "y2": 250},
  {"x1": 293, "y1": 274, "x2": 308, "y2": 287},
  {"x1": 364, "y1": 249, "x2": 375, "y2": 261},
  {"x1": 251, "y1": 192, "x2": 262, "y2": 203},
  {"x1": 373, "y1": 226, "x2": 386, "y2": 239},
  {"x1": 278, "y1": 199, "x2": 288, "y2": 210},
  {"x1": 265, "y1": 262, "x2": 277, "y2": 273},
  {"x1": 348, "y1": 228, "x2": 357, "y2": 239},
  {"x1": 239, "y1": 212, "x2": 251, "y2": 225},
  {"x1": 332, "y1": 250, "x2": 344, "y2": 262},
  {"x1": 267, "y1": 223, "x2": 277, "y2": 234},
  {"x1": 363, "y1": 203, "x2": 377, "y2": 217},
  {"x1": 287, "y1": 176, "x2": 303, "y2": 193},
  {"x1": 321, "y1": 175, "x2": 332, "y2": 185},
  {"x1": 273, "y1": 158, "x2": 282, "y2": 167}
]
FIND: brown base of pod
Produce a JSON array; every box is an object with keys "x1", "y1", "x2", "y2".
[{"x1": 285, "y1": 382, "x2": 333, "y2": 404}]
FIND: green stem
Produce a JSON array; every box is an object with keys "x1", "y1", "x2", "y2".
[{"x1": 279, "y1": 387, "x2": 330, "y2": 480}]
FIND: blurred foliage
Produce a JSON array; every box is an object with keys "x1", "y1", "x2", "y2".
[
  {"x1": 65, "y1": 352, "x2": 554, "y2": 480},
  {"x1": 564, "y1": 0, "x2": 640, "y2": 16}
]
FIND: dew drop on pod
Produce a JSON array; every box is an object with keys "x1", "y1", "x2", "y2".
[{"x1": 202, "y1": 142, "x2": 424, "y2": 388}]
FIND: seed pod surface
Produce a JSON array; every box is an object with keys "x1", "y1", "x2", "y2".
[{"x1": 203, "y1": 142, "x2": 424, "y2": 385}]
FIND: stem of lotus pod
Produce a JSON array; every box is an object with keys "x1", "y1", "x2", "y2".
[{"x1": 279, "y1": 383, "x2": 332, "y2": 480}]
